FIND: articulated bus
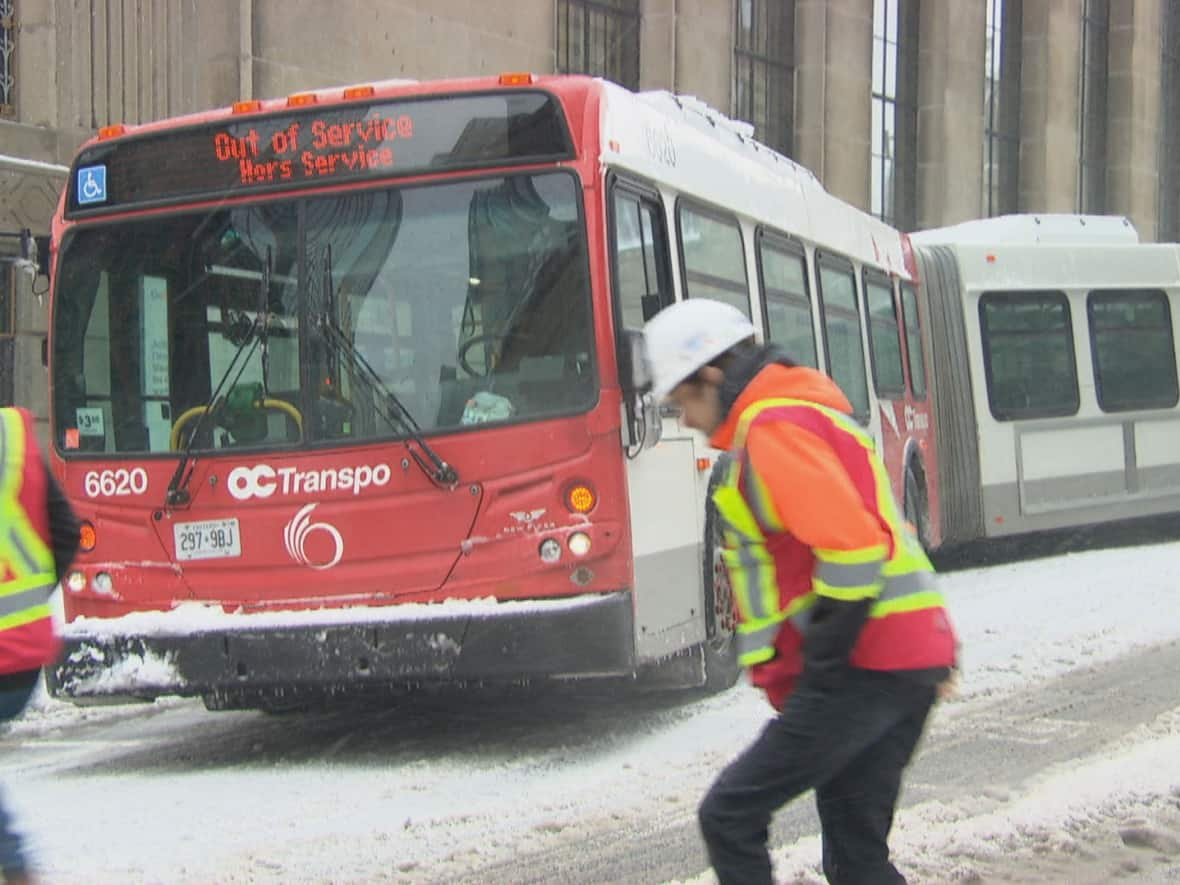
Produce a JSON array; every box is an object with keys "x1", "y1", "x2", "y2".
[
  {"x1": 910, "y1": 215, "x2": 1180, "y2": 546},
  {"x1": 44, "y1": 73, "x2": 1178, "y2": 709}
]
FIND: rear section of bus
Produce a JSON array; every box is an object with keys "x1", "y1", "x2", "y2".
[
  {"x1": 911, "y1": 215, "x2": 1180, "y2": 543},
  {"x1": 46, "y1": 76, "x2": 644, "y2": 708}
]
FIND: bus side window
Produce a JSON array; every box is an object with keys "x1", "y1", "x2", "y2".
[
  {"x1": 611, "y1": 187, "x2": 671, "y2": 328},
  {"x1": 676, "y1": 200, "x2": 751, "y2": 319},
  {"x1": 816, "y1": 255, "x2": 870, "y2": 421},
  {"x1": 757, "y1": 233, "x2": 817, "y2": 368},
  {"x1": 900, "y1": 282, "x2": 927, "y2": 399},
  {"x1": 863, "y1": 272, "x2": 905, "y2": 398},
  {"x1": 1087, "y1": 289, "x2": 1179, "y2": 412},
  {"x1": 979, "y1": 291, "x2": 1079, "y2": 420}
]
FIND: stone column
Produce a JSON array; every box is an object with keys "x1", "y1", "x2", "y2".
[
  {"x1": 794, "y1": 0, "x2": 873, "y2": 210},
  {"x1": 1020, "y1": 0, "x2": 1083, "y2": 212},
  {"x1": 1106, "y1": 0, "x2": 1162, "y2": 239},
  {"x1": 916, "y1": 0, "x2": 987, "y2": 229},
  {"x1": 641, "y1": 0, "x2": 677, "y2": 92},
  {"x1": 673, "y1": 0, "x2": 732, "y2": 112}
]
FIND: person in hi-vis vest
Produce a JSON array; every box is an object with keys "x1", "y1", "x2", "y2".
[
  {"x1": 641, "y1": 300, "x2": 958, "y2": 885},
  {"x1": 0, "y1": 407, "x2": 80, "y2": 884}
]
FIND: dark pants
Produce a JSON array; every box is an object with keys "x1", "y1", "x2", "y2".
[
  {"x1": 0, "y1": 669, "x2": 40, "y2": 882},
  {"x1": 699, "y1": 669, "x2": 935, "y2": 885}
]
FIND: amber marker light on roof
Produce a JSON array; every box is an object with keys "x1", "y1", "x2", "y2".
[
  {"x1": 343, "y1": 85, "x2": 376, "y2": 100},
  {"x1": 498, "y1": 72, "x2": 535, "y2": 86},
  {"x1": 232, "y1": 100, "x2": 263, "y2": 114},
  {"x1": 287, "y1": 93, "x2": 318, "y2": 107},
  {"x1": 97, "y1": 124, "x2": 126, "y2": 140}
]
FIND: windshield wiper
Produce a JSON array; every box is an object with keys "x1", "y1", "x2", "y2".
[
  {"x1": 317, "y1": 250, "x2": 458, "y2": 488},
  {"x1": 164, "y1": 250, "x2": 271, "y2": 507}
]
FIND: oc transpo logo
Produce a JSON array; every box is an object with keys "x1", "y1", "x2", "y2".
[
  {"x1": 283, "y1": 503, "x2": 344, "y2": 570},
  {"x1": 227, "y1": 462, "x2": 392, "y2": 501}
]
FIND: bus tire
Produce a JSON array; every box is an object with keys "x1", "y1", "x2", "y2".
[
  {"x1": 904, "y1": 466, "x2": 931, "y2": 551},
  {"x1": 701, "y1": 468, "x2": 741, "y2": 693}
]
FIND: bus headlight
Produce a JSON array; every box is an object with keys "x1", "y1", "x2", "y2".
[
  {"x1": 92, "y1": 572, "x2": 114, "y2": 595},
  {"x1": 538, "y1": 538, "x2": 562, "y2": 564},
  {"x1": 65, "y1": 571, "x2": 86, "y2": 593},
  {"x1": 567, "y1": 532, "x2": 591, "y2": 557}
]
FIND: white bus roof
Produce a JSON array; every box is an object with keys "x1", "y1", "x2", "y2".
[
  {"x1": 597, "y1": 81, "x2": 909, "y2": 278},
  {"x1": 909, "y1": 213, "x2": 1140, "y2": 246}
]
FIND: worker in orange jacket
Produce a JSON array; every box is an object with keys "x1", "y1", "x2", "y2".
[
  {"x1": 0, "y1": 407, "x2": 80, "y2": 884},
  {"x1": 643, "y1": 299, "x2": 957, "y2": 885}
]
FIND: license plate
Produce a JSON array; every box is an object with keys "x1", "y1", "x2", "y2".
[{"x1": 173, "y1": 518, "x2": 241, "y2": 561}]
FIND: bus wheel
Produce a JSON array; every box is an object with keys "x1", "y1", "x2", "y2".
[
  {"x1": 904, "y1": 467, "x2": 931, "y2": 551},
  {"x1": 701, "y1": 496, "x2": 741, "y2": 692}
]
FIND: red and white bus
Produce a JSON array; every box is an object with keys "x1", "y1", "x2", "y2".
[{"x1": 42, "y1": 73, "x2": 1045, "y2": 708}]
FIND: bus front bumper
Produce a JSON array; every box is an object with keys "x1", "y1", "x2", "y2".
[{"x1": 47, "y1": 591, "x2": 636, "y2": 705}]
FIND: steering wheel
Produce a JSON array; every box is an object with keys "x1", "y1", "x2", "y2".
[
  {"x1": 458, "y1": 333, "x2": 503, "y2": 377},
  {"x1": 169, "y1": 397, "x2": 304, "y2": 451}
]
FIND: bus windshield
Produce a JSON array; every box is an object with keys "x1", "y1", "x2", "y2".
[{"x1": 52, "y1": 171, "x2": 596, "y2": 456}]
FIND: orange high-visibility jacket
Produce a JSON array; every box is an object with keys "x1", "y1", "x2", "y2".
[
  {"x1": 710, "y1": 364, "x2": 956, "y2": 709},
  {"x1": 0, "y1": 407, "x2": 62, "y2": 675}
]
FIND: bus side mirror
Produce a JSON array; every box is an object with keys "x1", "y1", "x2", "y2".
[
  {"x1": 618, "y1": 330, "x2": 661, "y2": 451},
  {"x1": 35, "y1": 236, "x2": 50, "y2": 279},
  {"x1": 618, "y1": 329, "x2": 652, "y2": 399}
]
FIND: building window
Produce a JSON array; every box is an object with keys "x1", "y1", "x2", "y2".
[
  {"x1": 872, "y1": 0, "x2": 919, "y2": 231},
  {"x1": 733, "y1": 0, "x2": 795, "y2": 155},
  {"x1": 0, "y1": 265, "x2": 13, "y2": 335},
  {"x1": 1078, "y1": 0, "x2": 1109, "y2": 213},
  {"x1": 983, "y1": 0, "x2": 1022, "y2": 216},
  {"x1": 0, "y1": 0, "x2": 15, "y2": 116},
  {"x1": 556, "y1": 0, "x2": 641, "y2": 90},
  {"x1": 1160, "y1": 2, "x2": 1180, "y2": 242}
]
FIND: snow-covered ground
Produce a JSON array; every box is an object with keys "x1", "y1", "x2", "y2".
[{"x1": 3, "y1": 539, "x2": 1180, "y2": 883}]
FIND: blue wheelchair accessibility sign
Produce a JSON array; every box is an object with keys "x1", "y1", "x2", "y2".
[{"x1": 77, "y1": 165, "x2": 108, "y2": 205}]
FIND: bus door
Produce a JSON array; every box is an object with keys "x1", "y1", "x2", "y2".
[{"x1": 609, "y1": 180, "x2": 705, "y2": 662}]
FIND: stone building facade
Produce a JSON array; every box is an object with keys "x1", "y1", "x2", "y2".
[{"x1": 1, "y1": 0, "x2": 1178, "y2": 423}]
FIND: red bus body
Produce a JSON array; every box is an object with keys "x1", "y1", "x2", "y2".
[{"x1": 46, "y1": 75, "x2": 940, "y2": 707}]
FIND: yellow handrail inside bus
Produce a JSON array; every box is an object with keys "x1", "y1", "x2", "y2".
[{"x1": 169, "y1": 398, "x2": 305, "y2": 451}]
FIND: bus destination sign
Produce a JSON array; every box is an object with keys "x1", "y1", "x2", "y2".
[
  {"x1": 215, "y1": 113, "x2": 414, "y2": 187},
  {"x1": 66, "y1": 91, "x2": 572, "y2": 216}
]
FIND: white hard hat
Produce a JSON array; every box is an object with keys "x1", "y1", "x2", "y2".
[{"x1": 642, "y1": 299, "x2": 757, "y2": 400}]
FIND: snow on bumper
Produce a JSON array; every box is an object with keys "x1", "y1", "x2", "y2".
[{"x1": 48, "y1": 592, "x2": 636, "y2": 702}]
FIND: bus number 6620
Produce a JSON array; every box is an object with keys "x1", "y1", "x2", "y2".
[{"x1": 83, "y1": 468, "x2": 149, "y2": 497}]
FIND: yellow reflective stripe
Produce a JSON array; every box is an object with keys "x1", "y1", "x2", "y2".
[
  {"x1": 713, "y1": 485, "x2": 761, "y2": 539},
  {"x1": 722, "y1": 543, "x2": 779, "y2": 622},
  {"x1": 871, "y1": 589, "x2": 946, "y2": 618},
  {"x1": 815, "y1": 545, "x2": 889, "y2": 566},
  {"x1": 744, "y1": 466, "x2": 784, "y2": 532},
  {"x1": 0, "y1": 573, "x2": 56, "y2": 597},
  {"x1": 0, "y1": 410, "x2": 22, "y2": 499},
  {"x1": 0, "y1": 584, "x2": 53, "y2": 618},
  {"x1": 738, "y1": 644, "x2": 776, "y2": 667},
  {"x1": 0, "y1": 411, "x2": 55, "y2": 583},
  {"x1": 816, "y1": 558, "x2": 884, "y2": 589},
  {"x1": 0, "y1": 604, "x2": 51, "y2": 632},
  {"x1": 879, "y1": 569, "x2": 934, "y2": 600},
  {"x1": 814, "y1": 579, "x2": 881, "y2": 602}
]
